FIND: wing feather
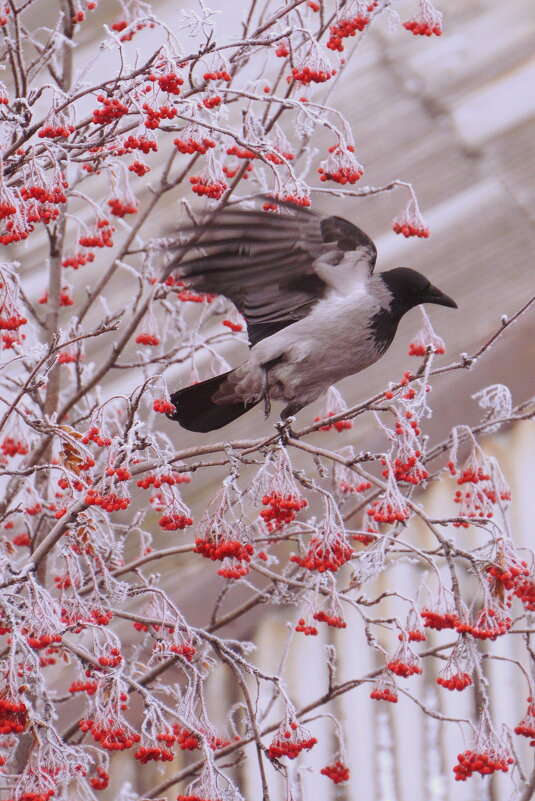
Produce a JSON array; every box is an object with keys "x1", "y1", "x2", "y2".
[{"x1": 169, "y1": 204, "x2": 377, "y2": 344}]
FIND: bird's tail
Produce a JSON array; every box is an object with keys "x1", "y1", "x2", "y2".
[{"x1": 167, "y1": 370, "x2": 259, "y2": 433}]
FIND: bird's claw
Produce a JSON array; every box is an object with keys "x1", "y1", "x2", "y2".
[{"x1": 275, "y1": 416, "x2": 297, "y2": 444}]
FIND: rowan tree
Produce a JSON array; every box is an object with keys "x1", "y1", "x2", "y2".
[{"x1": 0, "y1": 1, "x2": 534, "y2": 800}]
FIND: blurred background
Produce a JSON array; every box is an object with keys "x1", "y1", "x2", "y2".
[{"x1": 17, "y1": 0, "x2": 535, "y2": 798}]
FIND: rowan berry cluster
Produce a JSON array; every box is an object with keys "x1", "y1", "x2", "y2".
[
  {"x1": 97, "y1": 647, "x2": 122, "y2": 667},
  {"x1": 78, "y1": 218, "x2": 115, "y2": 248},
  {"x1": 437, "y1": 671, "x2": 472, "y2": 691},
  {"x1": 290, "y1": 535, "x2": 353, "y2": 573},
  {"x1": 107, "y1": 197, "x2": 138, "y2": 217},
  {"x1": 313, "y1": 610, "x2": 346, "y2": 628},
  {"x1": 38, "y1": 123, "x2": 75, "y2": 139},
  {"x1": 62, "y1": 250, "x2": 95, "y2": 269},
  {"x1": 135, "y1": 332, "x2": 159, "y2": 346},
  {"x1": 367, "y1": 496, "x2": 409, "y2": 524},
  {"x1": 157, "y1": 72, "x2": 184, "y2": 94},
  {"x1": 320, "y1": 760, "x2": 350, "y2": 783},
  {"x1": 122, "y1": 135, "x2": 158, "y2": 154},
  {"x1": 291, "y1": 64, "x2": 335, "y2": 84},
  {"x1": 403, "y1": 18, "x2": 442, "y2": 36},
  {"x1": 422, "y1": 605, "x2": 458, "y2": 631},
  {"x1": 84, "y1": 489, "x2": 130, "y2": 512},
  {"x1": 203, "y1": 70, "x2": 231, "y2": 81},
  {"x1": 0, "y1": 695, "x2": 28, "y2": 734},
  {"x1": 315, "y1": 412, "x2": 352, "y2": 431},
  {"x1": 370, "y1": 678, "x2": 398, "y2": 703},
  {"x1": 92, "y1": 95, "x2": 129, "y2": 125},
  {"x1": 295, "y1": 617, "x2": 317, "y2": 635},
  {"x1": 137, "y1": 470, "x2": 189, "y2": 488},
  {"x1": 194, "y1": 538, "x2": 253, "y2": 564},
  {"x1": 514, "y1": 699, "x2": 535, "y2": 745},
  {"x1": 268, "y1": 720, "x2": 317, "y2": 759},
  {"x1": 68, "y1": 680, "x2": 98, "y2": 695},
  {"x1": 260, "y1": 492, "x2": 307, "y2": 532},
  {"x1": 453, "y1": 748, "x2": 513, "y2": 781},
  {"x1": 90, "y1": 768, "x2": 109, "y2": 791},
  {"x1": 142, "y1": 103, "x2": 177, "y2": 129},
  {"x1": 153, "y1": 398, "x2": 176, "y2": 413},
  {"x1": 80, "y1": 719, "x2": 141, "y2": 751},
  {"x1": 159, "y1": 513, "x2": 193, "y2": 530},
  {"x1": 327, "y1": 7, "x2": 374, "y2": 52},
  {"x1": 189, "y1": 175, "x2": 228, "y2": 199},
  {"x1": 222, "y1": 319, "x2": 243, "y2": 332},
  {"x1": 175, "y1": 135, "x2": 216, "y2": 154},
  {"x1": 81, "y1": 426, "x2": 111, "y2": 447},
  {"x1": 134, "y1": 744, "x2": 174, "y2": 763}
]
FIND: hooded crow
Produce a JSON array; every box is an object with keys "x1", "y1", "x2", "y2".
[{"x1": 167, "y1": 205, "x2": 457, "y2": 433}]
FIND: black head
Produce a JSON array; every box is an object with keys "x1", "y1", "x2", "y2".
[{"x1": 380, "y1": 267, "x2": 457, "y2": 318}]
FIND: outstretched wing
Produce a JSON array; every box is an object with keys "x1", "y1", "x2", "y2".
[{"x1": 169, "y1": 205, "x2": 377, "y2": 345}]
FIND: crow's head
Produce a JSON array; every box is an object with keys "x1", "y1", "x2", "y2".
[{"x1": 380, "y1": 267, "x2": 457, "y2": 317}]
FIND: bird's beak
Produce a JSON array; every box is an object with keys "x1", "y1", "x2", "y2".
[{"x1": 425, "y1": 284, "x2": 458, "y2": 309}]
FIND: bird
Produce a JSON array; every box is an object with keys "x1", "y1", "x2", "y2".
[{"x1": 166, "y1": 204, "x2": 457, "y2": 433}]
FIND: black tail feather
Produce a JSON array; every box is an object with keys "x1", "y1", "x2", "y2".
[{"x1": 167, "y1": 371, "x2": 259, "y2": 433}]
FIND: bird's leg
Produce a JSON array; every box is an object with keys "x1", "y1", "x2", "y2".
[{"x1": 262, "y1": 367, "x2": 271, "y2": 419}]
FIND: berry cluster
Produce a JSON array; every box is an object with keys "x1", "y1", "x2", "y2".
[
  {"x1": 38, "y1": 123, "x2": 74, "y2": 139},
  {"x1": 26, "y1": 632, "x2": 62, "y2": 650},
  {"x1": 159, "y1": 513, "x2": 193, "y2": 531},
  {"x1": 106, "y1": 466, "x2": 131, "y2": 481},
  {"x1": 222, "y1": 319, "x2": 243, "y2": 332},
  {"x1": 1, "y1": 436, "x2": 29, "y2": 456},
  {"x1": 134, "y1": 744, "x2": 174, "y2": 763},
  {"x1": 68, "y1": 680, "x2": 98, "y2": 696},
  {"x1": 514, "y1": 699, "x2": 535, "y2": 745},
  {"x1": 327, "y1": 9, "x2": 373, "y2": 52},
  {"x1": 62, "y1": 250, "x2": 95, "y2": 269},
  {"x1": 437, "y1": 671, "x2": 472, "y2": 691},
  {"x1": 339, "y1": 480, "x2": 372, "y2": 495},
  {"x1": 203, "y1": 69, "x2": 231, "y2": 81},
  {"x1": 85, "y1": 489, "x2": 130, "y2": 512},
  {"x1": 514, "y1": 577, "x2": 535, "y2": 611},
  {"x1": 142, "y1": 102, "x2": 177, "y2": 129},
  {"x1": 403, "y1": 18, "x2": 442, "y2": 36},
  {"x1": 137, "y1": 470, "x2": 189, "y2": 488},
  {"x1": 367, "y1": 496, "x2": 409, "y2": 524},
  {"x1": 153, "y1": 397, "x2": 176, "y2": 414},
  {"x1": 0, "y1": 694, "x2": 28, "y2": 734},
  {"x1": 175, "y1": 135, "x2": 216, "y2": 155},
  {"x1": 291, "y1": 64, "x2": 335, "y2": 84},
  {"x1": 128, "y1": 160, "x2": 151, "y2": 178},
  {"x1": 370, "y1": 681, "x2": 398, "y2": 703},
  {"x1": 92, "y1": 95, "x2": 129, "y2": 125},
  {"x1": 260, "y1": 492, "x2": 307, "y2": 532},
  {"x1": 408, "y1": 341, "x2": 445, "y2": 356},
  {"x1": 90, "y1": 768, "x2": 109, "y2": 791},
  {"x1": 135, "y1": 332, "x2": 159, "y2": 346},
  {"x1": 295, "y1": 618, "x2": 318, "y2": 636},
  {"x1": 194, "y1": 538, "x2": 253, "y2": 564},
  {"x1": 458, "y1": 607, "x2": 511, "y2": 641},
  {"x1": 107, "y1": 197, "x2": 138, "y2": 217},
  {"x1": 268, "y1": 720, "x2": 317, "y2": 760},
  {"x1": 314, "y1": 412, "x2": 352, "y2": 432},
  {"x1": 157, "y1": 72, "x2": 184, "y2": 94},
  {"x1": 453, "y1": 748, "x2": 513, "y2": 781},
  {"x1": 290, "y1": 535, "x2": 353, "y2": 573},
  {"x1": 389, "y1": 453, "x2": 428, "y2": 485},
  {"x1": 320, "y1": 761, "x2": 350, "y2": 783},
  {"x1": 392, "y1": 213, "x2": 430, "y2": 238},
  {"x1": 189, "y1": 175, "x2": 228, "y2": 199},
  {"x1": 122, "y1": 135, "x2": 158, "y2": 154},
  {"x1": 97, "y1": 647, "x2": 122, "y2": 667},
  {"x1": 82, "y1": 426, "x2": 112, "y2": 447},
  {"x1": 421, "y1": 607, "x2": 459, "y2": 630},
  {"x1": 80, "y1": 719, "x2": 141, "y2": 751},
  {"x1": 313, "y1": 610, "x2": 347, "y2": 629},
  {"x1": 174, "y1": 726, "x2": 201, "y2": 751},
  {"x1": 79, "y1": 218, "x2": 115, "y2": 248}
]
